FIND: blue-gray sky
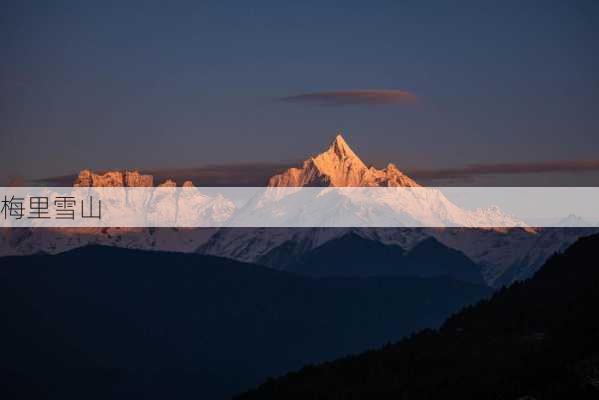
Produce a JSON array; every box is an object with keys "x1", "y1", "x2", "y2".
[{"x1": 1, "y1": 0, "x2": 598, "y2": 185}]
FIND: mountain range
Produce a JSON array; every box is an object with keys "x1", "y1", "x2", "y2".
[
  {"x1": 1, "y1": 134, "x2": 596, "y2": 286},
  {"x1": 2, "y1": 134, "x2": 597, "y2": 399}
]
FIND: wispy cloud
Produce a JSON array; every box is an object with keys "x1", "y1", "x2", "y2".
[
  {"x1": 36, "y1": 163, "x2": 293, "y2": 187},
  {"x1": 409, "y1": 160, "x2": 599, "y2": 180},
  {"x1": 147, "y1": 163, "x2": 291, "y2": 186},
  {"x1": 279, "y1": 90, "x2": 418, "y2": 106},
  {"x1": 34, "y1": 160, "x2": 599, "y2": 187}
]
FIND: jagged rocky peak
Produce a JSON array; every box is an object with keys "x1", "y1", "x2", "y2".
[
  {"x1": 74, "y1": 169, "x2": 154, "y2": 187},
  {"x1": 268, "y1": 133, "x2": 420, "y2": 187},
  {"x1": 326, "y1": 134, "x2": 366, "y2": 167}
]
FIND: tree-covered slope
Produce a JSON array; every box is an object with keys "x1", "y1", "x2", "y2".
[
  {"x1": 0, "y1": 246, "x2": 489, "y2": 399},
  {"x1": 237, "y1": 234, "x2": 599, "y2": 399}
]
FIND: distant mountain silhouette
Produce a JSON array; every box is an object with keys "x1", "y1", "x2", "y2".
[
  {"x1": 0, "y1": 246, "x2": 489, "y2": 400},
  {"x1": 237, "y1": 234, "x2": 599, "y2": 399},
  {"x1": 283, "y1": 233, "x2": 485, "y2": 284}
]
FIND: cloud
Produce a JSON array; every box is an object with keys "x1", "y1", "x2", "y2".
[
  {"x1": 33, "y1": 160, "x2": 599, "y2": 187},
  {"x1": 279, "y1": 90, "x2": 418, "y2": 106},
  {"x1": 35, "y1": 163, "x2": 293, "y2": 187},
  {"x1": 408, "y1": 160, "x2": 599, "y2": 181},
  {"x1": 147, "y1": 163, "x2": 291, "y2": 186}
]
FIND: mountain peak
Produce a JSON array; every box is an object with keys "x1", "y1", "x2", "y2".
[
  {"x1": 313, "y1": 133, "x2": 367, "y2": 173},
  {"x1": 268, "y1": 133, "x2": 419, "y2": 187},
  {"x1": 321, "y1": 133, "x2": 366, "y2": 169},
  {"x1": 328, "y1": 133, "x2": 355, "y2": 156}
]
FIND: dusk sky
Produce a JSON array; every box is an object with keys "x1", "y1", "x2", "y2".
[{"x1": 2, "y1": 1, "x2": 598, "y2": 185}]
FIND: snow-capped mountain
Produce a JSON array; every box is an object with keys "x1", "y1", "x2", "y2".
[
  {"x1": 268, "y1": 134, "x2": 419, "y2": 187},
  {"x1": 2, "y1": 134, "x2": 596, "y2": 287},
  {"x1": 199, "y1": 134, "x2": 596, "y2": 286},
  {"x1": 200, "y1": 135, "x2": 521, "y2": 257},
  {"x1": 225, "y1": 135, "x2": 527, "y2": 228},
  {"x1": 0, "y1": 172, "x2": 224, "y2": 256}
]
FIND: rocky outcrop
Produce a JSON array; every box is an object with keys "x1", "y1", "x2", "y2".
[
  {"x1": 74, "y1": 169, "x2": 154, "y2": 187},
  {"x1": 125, "y1": 170, "x2": 154, "y2": 187}
]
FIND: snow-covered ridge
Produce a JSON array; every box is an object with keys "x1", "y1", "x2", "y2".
[
  {"x1": 1, "y1": 134, "x2": 533, "y2": 229},
  {"x1": 2, "y1": 133, "x2": 597, "y2": 288}
]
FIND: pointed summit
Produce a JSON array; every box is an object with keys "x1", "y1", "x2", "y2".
[
  {"x1": 325, "y1": 133, "x2": 363, "y2": 165},
  {"x1": 267, "y1": 133, "x2": 419, "y2": 187},
  {"x1": 329, "y1": 133, "x2": 351, "y2": 155}
]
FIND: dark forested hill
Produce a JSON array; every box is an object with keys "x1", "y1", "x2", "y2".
[
  {"x1": 237, "y1": 234, "x2": 599, "y2": 399},
  {"x1": 285, "y1": 233, "x2": 485, "y2": 284},
  {"x1": 0, "y1": 246, "x2": 489, "y2": 400}
]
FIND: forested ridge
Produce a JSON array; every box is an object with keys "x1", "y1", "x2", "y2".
[{"x1": 237, "y1": 234, "x2": 599, "y2": 399}]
